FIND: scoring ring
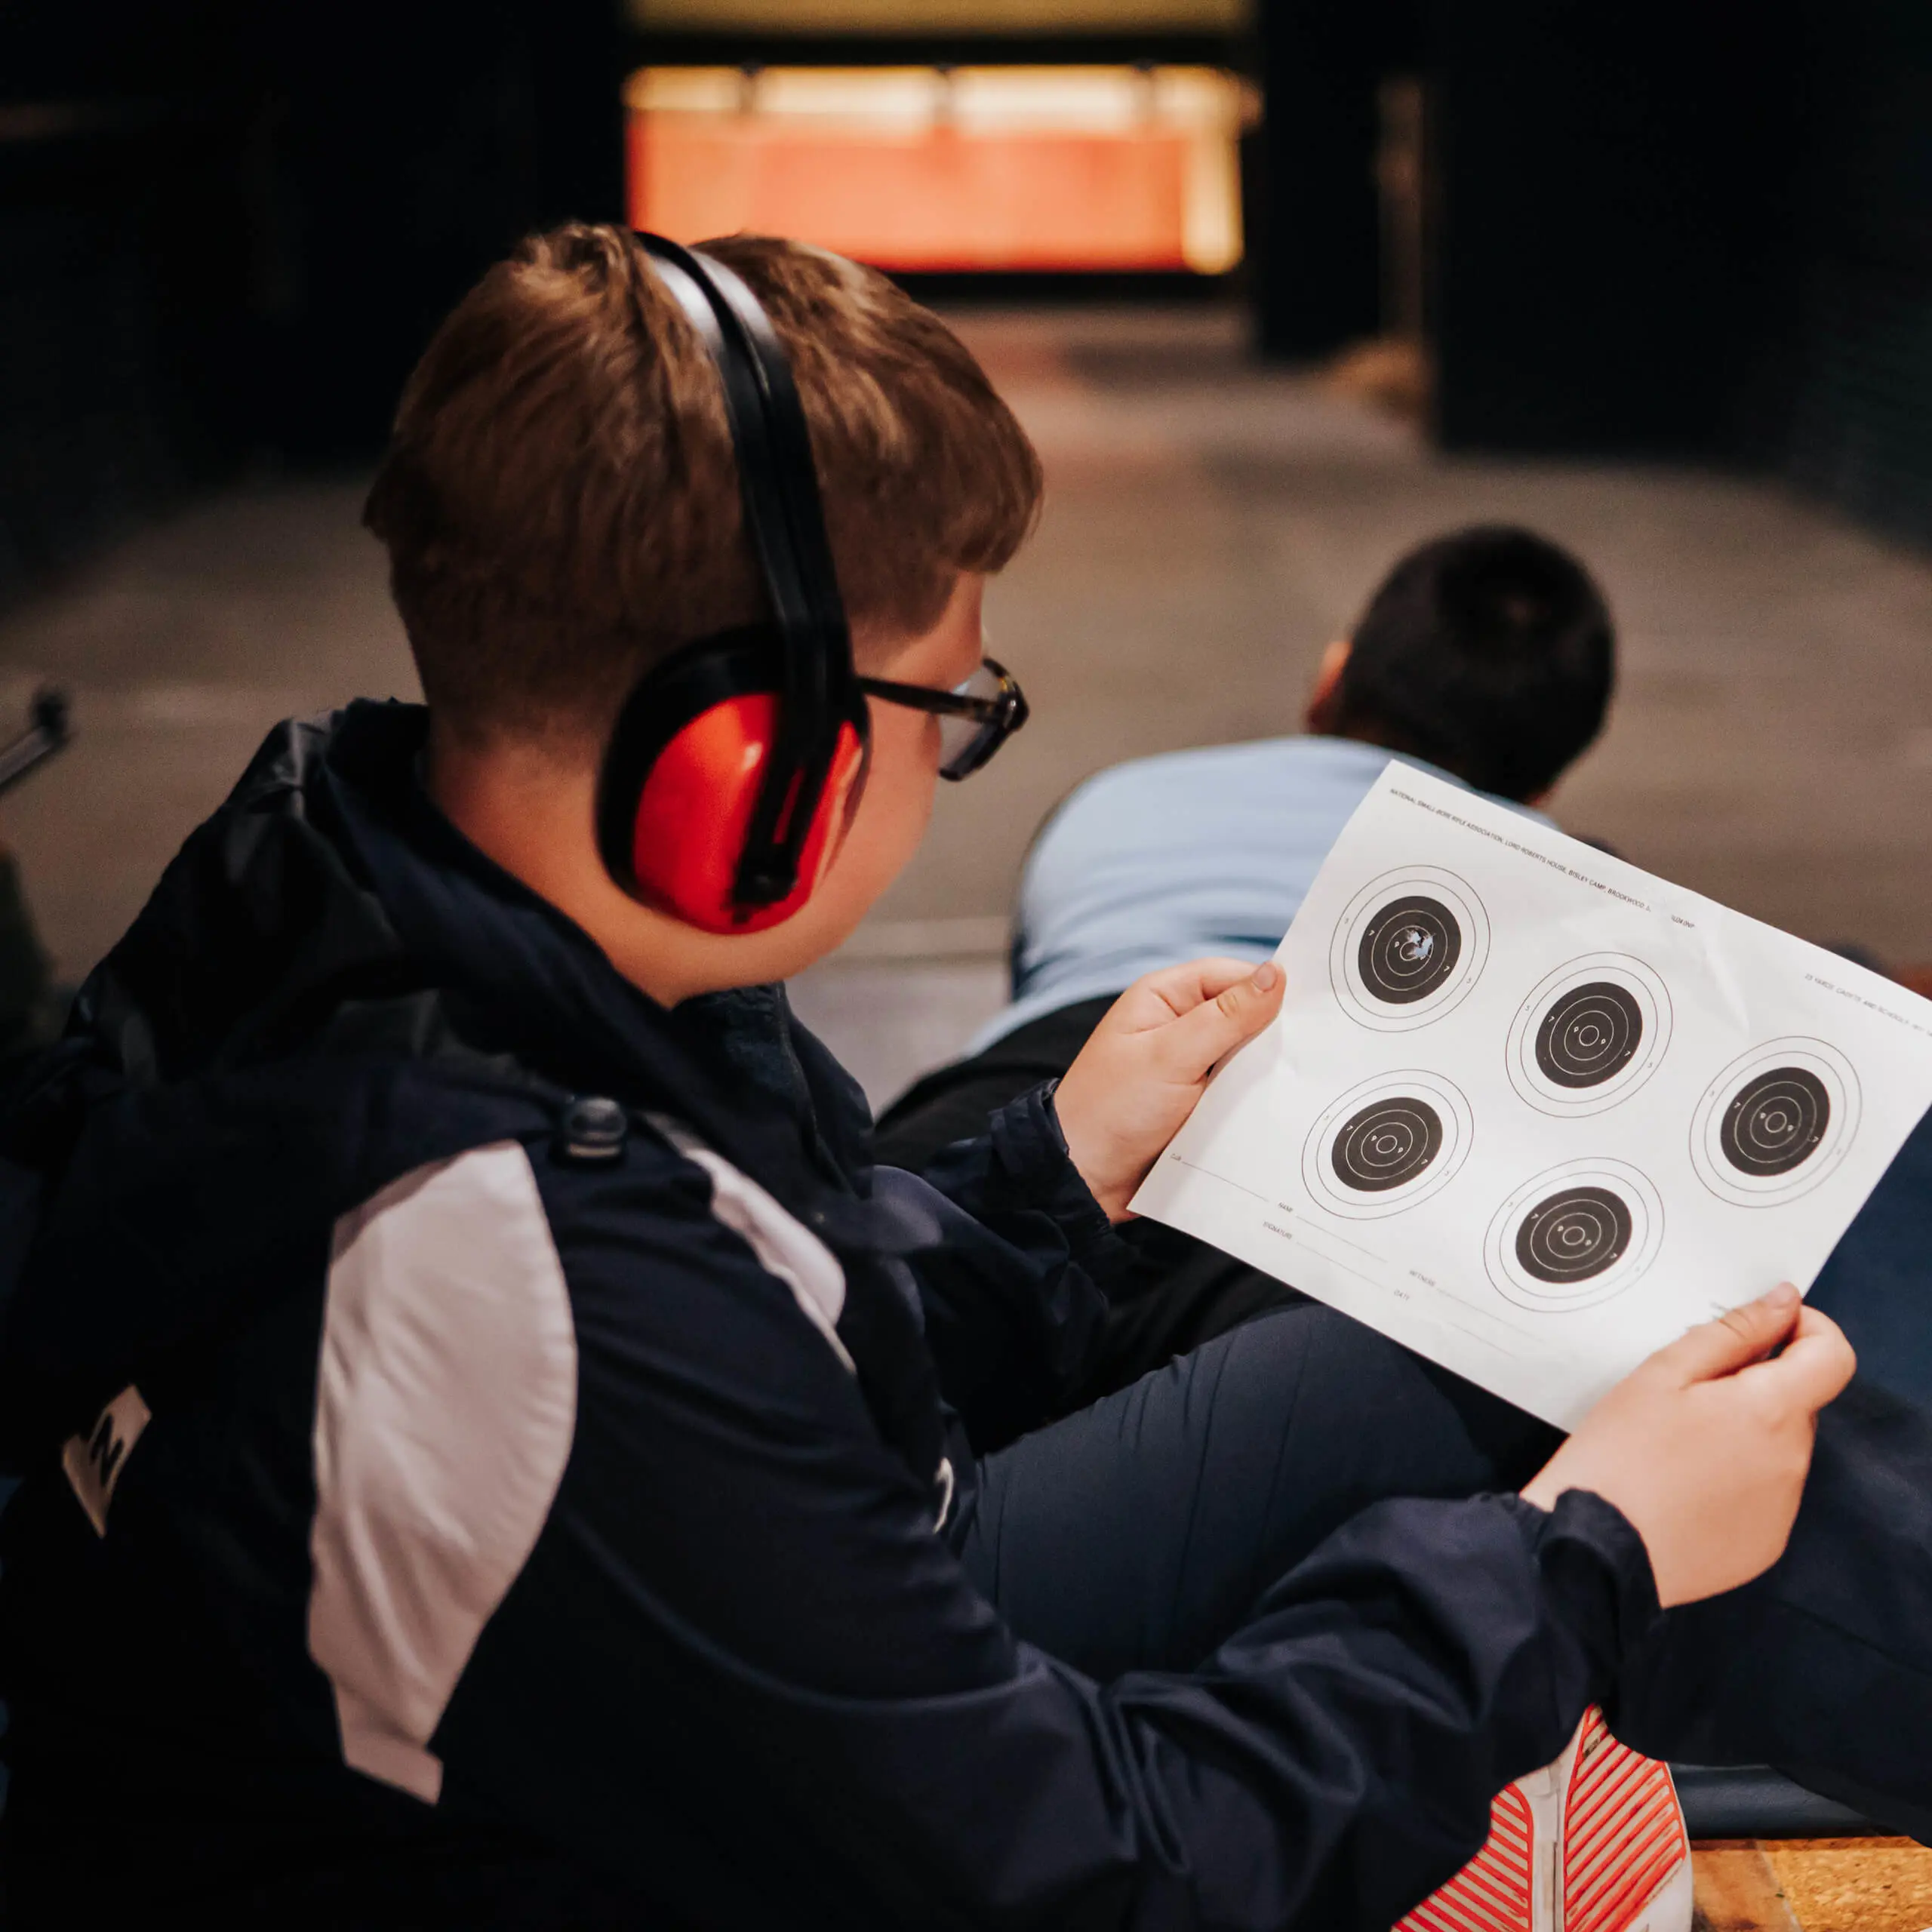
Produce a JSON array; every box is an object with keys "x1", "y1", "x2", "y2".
[
  {"x1": 1484, "y1": 1158, "x2": 1664, "y2": 1311},
  {"x1": 1302, "y1": 1071, "x2": 1474, "y2": 1220},
  {"x1": 1689, "y1": 1038, "x2": 1860, "y2": 1208},
  {"x1": 1329, "y1": 867, "x2": 1491, "y2": 1033},
  {"x1": 1504, "y1": 954, "x2": 1673, "y2": 1117}
]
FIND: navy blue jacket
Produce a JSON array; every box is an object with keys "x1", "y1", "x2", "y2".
[{"x1": 0, "y1": 703, "x2": 1659, "y2": 1927}]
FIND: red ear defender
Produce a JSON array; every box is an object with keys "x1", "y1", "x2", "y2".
[
  {"x1": 598, "y1": 635, "x2": 872, "y2": 936},
  {"x1": 629, "y1": 697, "x2": 868, "y2": 934}
]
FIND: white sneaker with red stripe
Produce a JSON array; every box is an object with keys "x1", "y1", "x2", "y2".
[{"x1": 1395, "y1": 1709, "x2": 1691, "y2": 1932}]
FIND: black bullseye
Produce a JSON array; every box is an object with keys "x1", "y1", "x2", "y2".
[
  {"x1": 1534, "y1": 981, "x2": 1643, "y2": 1089},
  {"x1": 1305, "y1": 1071, "x2": 1472, "y2": 1218},
  {"x1": 1514, "y1": 1186, "x2": 1632, "y2": 1284},
  {"x1": 1721, "y1": 1068, "x2": 1830, "y2": 1177},
  {"x1": 1330, "y1": 1097, "x2": 1443, "y2": 1192},
  {"x1": 1356, "y1": 897, "x2": 1461, "y2": 1005},
  {"x1": 1332, "y1": 870, "x2": 1489, "y2": 1033}
]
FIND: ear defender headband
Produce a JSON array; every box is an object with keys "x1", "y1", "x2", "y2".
[{"x1": 595, "y1": 233, "x2": 872, "y2": 934}]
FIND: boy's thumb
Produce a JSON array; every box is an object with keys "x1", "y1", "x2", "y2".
[
  {"x1": 1660, "y1": 1284, "x2": 1802, "y2": 1386},
  {"x1": 1167, "y1": 962, "x2": 1284, "y2": 1080}
]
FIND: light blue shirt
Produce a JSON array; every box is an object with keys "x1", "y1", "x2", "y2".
[{"x1": 971, "y1": 737, "x2": 1551, "y2": 1051}]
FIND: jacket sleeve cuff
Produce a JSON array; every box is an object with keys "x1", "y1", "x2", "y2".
[
  {"x1": 1504, "y1": 1487, "x2": 1665, "y2": 1692},
  {"x1": 983, "y1": 1081, "x2": 1134, "y2": 1285}
]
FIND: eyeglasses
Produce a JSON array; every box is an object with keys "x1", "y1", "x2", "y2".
[{"x1": 856, "y1": 657, "x2": 1029, "y2": 781}]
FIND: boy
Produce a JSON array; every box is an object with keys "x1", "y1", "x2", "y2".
[{"x1": 0, "y1": 226, "x2": 1884, "y2": 1928}]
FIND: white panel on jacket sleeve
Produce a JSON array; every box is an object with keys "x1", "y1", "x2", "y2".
[
  {"x1": 645, "y1": 1112, "x2": 854, "y2": 1375},
  {"x1": 309, "y1": 1142, "x2": 577, "y2": 1804}
]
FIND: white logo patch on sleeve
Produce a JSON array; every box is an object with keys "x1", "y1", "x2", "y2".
[{"x1": 62, "y1": 1384, "x2": 152, "y2": 1537}]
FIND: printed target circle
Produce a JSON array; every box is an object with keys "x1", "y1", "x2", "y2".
[
  {"x1": 1540, "y1": 985, "x2": 1641, "y2": 1084},
  {"x1": 1505, "y1": 954, "x2": 1673, "y2": 1117},
  {"x1": 1360, "y1": 897, "x2": 1460, "y2": 1003},
  {"x1": 1333, "y1": 1097, "x2": 1442, "y2": 1190},
  {"x1": 1724, "y1": 1069, "x2": 1829, "y2": 1174},
  {"x1": 1518, "y1": 1188, "x2": 1631, "y2": 1282},
  {"x1": 1690, "y1": 1038, "x2": 1860, "y2": 1208},
  {"x1": 1303, "y1": 1071, "x2": 1474, "y2": 1220},
  {"x1": 1484, "y1": 1159, "x2": 1663, "y2": 1311},
  {"x1": 1329, "y1": 867, "x2": 1491, "y2": 1032}
]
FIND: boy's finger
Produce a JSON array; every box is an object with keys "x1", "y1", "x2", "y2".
[
  {"x1": 1158, "y1": 961, "x2": 1283, "y2": 1079},
  {"x1": 1745, "y1": 1306, "x2": 1857, "y2": 1415},
  {"x1": 1652, "y1": 1284, "x2": 1802, "y2": 1386}
]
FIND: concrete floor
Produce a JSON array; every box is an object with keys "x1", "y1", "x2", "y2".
[{"x1": 5, "y1": 303, "x2": 1932, "y2": 1108}]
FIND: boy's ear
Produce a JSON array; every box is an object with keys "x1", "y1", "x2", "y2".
[{"x1": 1303, "y1": 637, "x2": 1353, "y2": 734}]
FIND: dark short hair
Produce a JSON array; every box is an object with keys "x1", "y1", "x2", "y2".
[{"x1": 1334, "y1": 525, "x2": 1615, "y2": 800}]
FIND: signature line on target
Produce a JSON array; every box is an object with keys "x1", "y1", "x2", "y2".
[
  {"x1": 1294, "y1": 1219, "x2": 1383, "y2": 1261},
  {"x1": 1168, "y1": 1156, "x2": 1269, "y2": 1201},
  {"x1": 1293, "y1": 1244, "x2": 1383, "y2": 1291},
  {"x1": 1291, "y1": 1226, "x2": 1389, "y2": 1285}
]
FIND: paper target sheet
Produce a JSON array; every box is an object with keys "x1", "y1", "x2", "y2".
[{"x1": 1132, "y1": 763, "x2": 1932, "y2": 1429}]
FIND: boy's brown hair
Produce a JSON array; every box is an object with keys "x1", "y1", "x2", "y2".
[{"x1": 365, "y1": 224, "x2": 1043, "y2": 749}]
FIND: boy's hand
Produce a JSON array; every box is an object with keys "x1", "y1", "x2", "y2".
[
  {"x1": 1521, "y1": 1285, "x2": 1855, "y2": 1607},
  {"x1": 1054, "y1": 958, "x2": 1285, "y2": 1223}
]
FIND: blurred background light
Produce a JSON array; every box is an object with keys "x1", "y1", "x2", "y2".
[
  {"x1": 625, "y1": 65, "x2": 1256, "y2": 274},
  {"x1": 627, "y1": 1, "x2": 1249, "y2": 32}
]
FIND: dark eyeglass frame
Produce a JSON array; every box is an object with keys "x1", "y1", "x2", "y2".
[{"x1": 856, "y1": 657, "x2": 1029, "y2": 781}]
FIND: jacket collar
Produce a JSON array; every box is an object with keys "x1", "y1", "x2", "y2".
[{"x1": 319, "y1": 702, "x2": 866, "y2": 1202}]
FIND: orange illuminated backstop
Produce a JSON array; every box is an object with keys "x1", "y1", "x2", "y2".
[{"x1": 625, "y1": 66, "x2": 1256, "y2": 275}]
